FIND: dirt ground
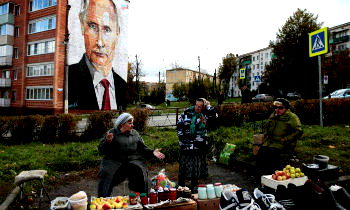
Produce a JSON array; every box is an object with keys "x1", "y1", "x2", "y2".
[{"x1": 18, "y1": 161, "x2": 258, "y2": 209}]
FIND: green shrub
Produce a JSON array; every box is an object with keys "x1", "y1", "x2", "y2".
[
  {"x1": 0, "y1": 116, "x2": 11, "y2": 144},
  {"x1": 10, "y1": 115, "x2": 44, "y2": 144},
  {"x1": 40, "y1": 115, "x2": 59, "y2": 143},
  {"x1": 57, "y1": 114, "x2": 78, "y2": 142},
  {"x1": 129, "y1": 108, "x2": 150, "y2": 132},
  {"x1": 82, "y1": 111, "x2": 116, "y2": 141}
]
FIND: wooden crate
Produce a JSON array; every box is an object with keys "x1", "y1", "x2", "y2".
[
  {"x1": 196, "y1": 198, "x2": 220, "y2": 210},
  {"x1": 146, "y1": 200, "x2": 197, "y2": 210}
]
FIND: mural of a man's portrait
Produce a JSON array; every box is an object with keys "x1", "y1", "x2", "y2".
[{"x1": 68, "y1": 0, "x2": 129, "y2": 110}]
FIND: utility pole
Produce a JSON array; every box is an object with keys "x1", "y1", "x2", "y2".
[
  {"x1": 198, "y1": 56, "x2": 201, "y2": 80},
  {"x1": 159, "y1": 71, "x2": 161, "y2": 83},
  {"x1": 135, "y1": 55, "x2": 140, "y2": 103}
]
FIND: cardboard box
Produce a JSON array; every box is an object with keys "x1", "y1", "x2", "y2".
[
  {"x1": 261, "y1": 175, "x2": 308, "y2": 189},
  {"x1": 196, "y1": 197, "x2": 220, "y2": 210}
]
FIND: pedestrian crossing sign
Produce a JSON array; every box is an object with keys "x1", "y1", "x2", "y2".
[
  {"x1": 309, "y1": 27, "x2": 328, "y2": 57},
  {"x1": 240, "y1": 68, "x2": 246, "y2": 79}
]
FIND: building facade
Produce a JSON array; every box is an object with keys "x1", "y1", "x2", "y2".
[
  {"x1": 165, "y1": 68, "x2": 214, "y2": 94},
  {"x1": 228, "y1": 47, "x2": 273, "y2": 97},
  {"x1": 328, "y1": 22, "x2": 350, "y2": 56},
  {"x1": 0, "y1": 0, "x2": 66, "y2": 113}
]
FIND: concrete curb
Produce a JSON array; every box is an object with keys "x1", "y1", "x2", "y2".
[{"x1": 0, "y1": 186, "x2": 20, "y2": 210}]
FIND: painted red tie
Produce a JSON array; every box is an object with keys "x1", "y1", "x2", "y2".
[{"x1": 100, "y1": 79, "x2": 111, "y2": 110}]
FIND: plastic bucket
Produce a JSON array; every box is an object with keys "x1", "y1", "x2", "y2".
[{"x1": 68, "y1": 197, "x2": 88, "y2": 210}]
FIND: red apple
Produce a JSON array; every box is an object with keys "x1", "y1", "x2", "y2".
[
  {"x1": 272, "y1": 174, "x2": 277, "y2": 180},
  {"x1": 102, "y1": 203, "x2": 111, "y2": 209}
]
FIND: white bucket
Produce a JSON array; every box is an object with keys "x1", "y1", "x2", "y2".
[{"x1": 68, "y1": 197, "x2": 88, "y2": 210}]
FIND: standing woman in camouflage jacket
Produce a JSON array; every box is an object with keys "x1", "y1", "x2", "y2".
[{"x1": 177, "y1": 98, "x2": 217, "y2": 191}]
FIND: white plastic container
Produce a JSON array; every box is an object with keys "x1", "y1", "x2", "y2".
[
  {"x1": 206, "y1": 184, "x2": 216, "y2": 199},
  {"x1": 198, "y1": 184, "x2": 207, "y2": 200}
]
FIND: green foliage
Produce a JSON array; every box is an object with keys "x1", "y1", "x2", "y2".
[
  {"x1": 218, "y1": 53, "x2": 238, "y2": 93},
  {"x1": 9, "y1": 115, "x2": 44, "y2": 144},
  {"x1": 82, "y1": 111, "x2": 116, "y2": 141},
  {"x1": 144, "y1": 83, "x2": 166, "y2": 105},
  {"x1": 129, "y1": 108, "x2": 150, "y2": 132},
  {"x1": 322, "y1": 50, "x2": 350, "y2": 94},
  {"x1": 172, "y1": 82, "x2": 188, "y2": 100},
  {"x1": 187, "y1": 78, "x2": 214, "y2": 103},
  {"x1": 57, "y1": 114, "x2": 78, "y2": 141},
  {"x1": 40, "y1": 115, "x2": 59, "y2": 143},
  {"x1": 261, "y1": 9, "x2": 322, "y2": 98}
]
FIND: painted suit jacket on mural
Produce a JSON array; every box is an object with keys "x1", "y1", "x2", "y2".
[
  {"x1": 68, "y1": 55, "x2": 127, "y2": 110},
  {"x1": 177, "y1": 106, "x2": 213, "y2": 153}
]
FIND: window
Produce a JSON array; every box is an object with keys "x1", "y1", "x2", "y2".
[
  {"x1": 0, "y1": 24, "x2": 14, "y2": 36},
  {"x1": 0, "y1": 45, "x2": 12, "y2": 56},
  {"x1": 29, "y1": 0, "x2": 57, "y2": 12},
  {"x1": 28, "y1": 16, "x2": 56, "y2": 34},
  {"x1": 0, "y1": 3, "x2": 13, "y2": 15},
  {"x1": 14, "y1": 26, "x2": 19, "y2": 37},
  {"x1": 14, "y1": 5, "x2": 20, "y2": 16},
  {"x1": 257, "y1": 64, "x2": 259, "y2": 69},
  {"x1": 11, "y1": 90, "x2": 16, "y2": 101},
  {"x1": 26, "y1": 86, "x2": 53, "y2": 100},
  {"x1": 14, "y1": 70, "x2": 17, "y2": 80},
  {"x1": 13, "y1": 48, "x2": 18, "y2": 59},
  {"x1": 27, "y1": 62, "x2": 54, "y2": 77},
  {"x1": 1, "y1": 71, "x2": 10, "y2": 78},
  {"x1": 27, "y1": 39, "x2": 55, "y2": 56}
]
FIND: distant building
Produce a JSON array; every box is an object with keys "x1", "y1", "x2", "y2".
[
  {"x1": 328, "y1": 22, "x2": 350, "y2": 56},
  {"x1": 165, "y1": 68, "x2": 214, "y2": 93},
  {"x1": 229, "y1": 47, "x2": 273, "y2": 97}
]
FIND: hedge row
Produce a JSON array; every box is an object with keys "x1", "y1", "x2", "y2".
[
  {"x1": 216, "y1": 98, "x2": 350, "y2": 126},
  {"x1": 0, "y1": 109, "x2": 150, "y2": 145}
]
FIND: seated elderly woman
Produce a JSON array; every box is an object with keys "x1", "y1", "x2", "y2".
[
  {"x1": 97, "y1": 113, "x2": 165, "y2": 197},
  {"x1": 257, "y1": 98, "x2": 303, "y2": 175}
]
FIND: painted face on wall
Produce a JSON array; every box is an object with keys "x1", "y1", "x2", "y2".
[{"x1": 82, "y1": 0, "x2": 118, "y2": 72}]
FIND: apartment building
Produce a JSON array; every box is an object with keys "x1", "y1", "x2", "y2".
[
  {"x1": 328, "y1": 22, "x2": 350, "y2": 55},
  {"x1": 228, "y1": 47, "x2": 273, "y2": 97},
  {"x1": 0, "y1": 0, "x2": 66, "y2": 113},
  {"x1": 166, "y1": 68, "x2": 214, "y2": 94}
]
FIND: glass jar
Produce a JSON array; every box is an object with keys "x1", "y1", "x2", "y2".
[
  {"x1": 206, "y1": 184, "x2": 216, "y2": 199},
  {"x1": 198, "y1": 184, "x2": 207, "y2": 200},
  {"x1": 214, "y1": 182, "x2": 223, "y2": 198},
  {"x1": 169, "y1": 188, "x2": 177, "y2": 200},
  {"x1": 149, "y1": 190, "x2": 158, "y2": 204},
  {"x1": 129, "y1": 193, "x2": 137, "y2": 205},
  {"x1": 140, "y1": 193, "x2": 148, "y2": 205}
]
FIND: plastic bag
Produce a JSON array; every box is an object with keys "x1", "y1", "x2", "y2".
[
  {"x1": 151, "y1": 169, "x2": 176, "y2": 190},
  {"x1": 218, "y1": 143, "x2": 236, "y2": 165}
]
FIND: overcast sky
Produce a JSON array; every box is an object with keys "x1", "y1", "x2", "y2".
[{"x1": 128, "y1": 0, "x2": 350, "y2": 82}]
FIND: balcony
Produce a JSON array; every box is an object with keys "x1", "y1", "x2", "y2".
[
  {"x1": 0, "y1": 78, "x2": 11, "y2": 87},
  {"x1": 0, "y1": 56, "x2": 12, "y2": 66},
  {"x1": 0, "y1": 98, "x2": 10, "y2": 107},
  {"x1": 330, "y1": 35, "x2": 350, "y2": 44},
  {"x1": 0, "y1": 13, "x2": 14, "y2": 25},
  {"x1": 0, "y1": 35, "x2": 13, "y2": 45}
]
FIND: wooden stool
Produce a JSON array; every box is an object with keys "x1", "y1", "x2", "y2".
[{"x1": 14, "y1": 170, "x2": 51, "y2": 208}]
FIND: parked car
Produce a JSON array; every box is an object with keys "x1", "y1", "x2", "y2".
[
  {"x1": 252, "y1": 94, "x2": 274, "y2": 102},
  {"x1": 323, "y1": 88, "x2": 350, "y2": 99},
  {"x1": 137, "y1": 104, "x2": 155, "y2": 110},
  {"x1": 166, "y1": 93, "x2": 179, "y2": 102},
  {"x1": 286, "y1": 92, "x2": 302, "y2": 100}
]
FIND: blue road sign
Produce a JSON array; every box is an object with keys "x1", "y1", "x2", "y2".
[{"x1": 309, "y1": 27, "x2": 328, "y2": 57}]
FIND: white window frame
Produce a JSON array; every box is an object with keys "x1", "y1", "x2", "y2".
[
  {"x1": 13, "y1": 47, "x2": 18, "y2": 59},
  {"x1": 14, "y1": 26, "x2": 20, "y2": 37},
  {"x1": 28, "y1": 15, "x2": 56, "y2": 34},
  {"x1": 27, "y1": 62, "x2": 54, "y2": 77},
  {"x1": 27, "y1": 39, "x2": 55, "y2": 56},
  {"x1": 13, "y1": 70, "x2": 17, "y2": 80},
  {"x1": 29, "y1": 0, "x2": 57, "y2": 12},
  {"x1": 25, "y1": 86, "x2": 53, "y2": 100}
]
